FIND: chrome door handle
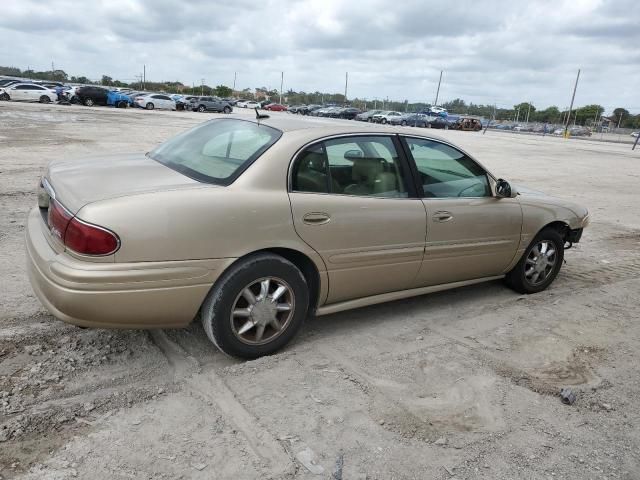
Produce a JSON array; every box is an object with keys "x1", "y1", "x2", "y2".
[
  {"x1": 303, "y1": 212, "x2": 331, "y2": 225},
  {"x1": 433, "y1": 211, "x2": 453, "y2": 222}
]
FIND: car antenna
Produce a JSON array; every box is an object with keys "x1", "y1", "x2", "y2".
[{"x1": 255, "y1": 106, "x2": 269, "y2": 125}]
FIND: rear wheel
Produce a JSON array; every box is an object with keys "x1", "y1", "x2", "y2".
[
  {"x1": 201, "y1": 253, "x2": 309, "y2": 359},
  {"x1": 401, "y1": 120, "x2": 407, "y2": 126},
  {"x1": 198, "y1": 105, "x2": 206, "y2": 112},
  {"x1": 0, "y1": 93, "x2": 10, "y2": 101},
  {"x1": 39, "y1": 95, "x2": 51, "y2": 104},
  {"x1": 223, "y1": 106, "x2": 231, "y2": 114},
  {"x1": 146, "y1": 102, "x2": 154, "y2": 110},
  {"x1": 505, "y1": 227, "x2": 565, "y2": 294},
  {"x1": 83, "y1": 98, "x2": 94, "y2": 107},
  {"x1": 381, "y1": 118, "x2": 387, "y2": 124}
]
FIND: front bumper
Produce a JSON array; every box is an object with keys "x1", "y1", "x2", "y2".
[{"x1": 25, "y1": 207, "x2": 232, "y2": 329}]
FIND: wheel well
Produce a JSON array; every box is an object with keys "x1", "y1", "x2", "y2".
[
  {"x1": 260, "y1": 248, "x2": 321, "y2": 312},
  {"x1": 540, "y1": 221, "x2": 570, "y2": 240}
]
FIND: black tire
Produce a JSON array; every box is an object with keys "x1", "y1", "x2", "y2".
[
  {"x1": 39, "y1": 95, "x2": 51, "y2": 104},
  {"x1": 83, "y1": 98, "x2": 94, "y2": 107},
  {"x1": 198, "y1": 105, "x2": 206, "y2": 112},
  {"x1": 401, "y1": 121, "x2": 407, "y2": 126},
  {"x1": 223, "y1": 106, "x2": 231, "y2": 114},
  {"x1": 381, "y1": 118, "x2": 387, "y2": 124},
  {"x1": 0, "y1": 93, "x2": 10, "y2": 101},
  {"x1": 505, "y1": 227, "x2": 565, "y2": 294},
  {"x1": 146, "y1": 102, "x2": 154, "y2": 110},
  {"x1": 116, "y1": 101, "x2": 127, "y2": 108},
  {"x1": 201, "y1": 253, "x2": 309, "y2": 359}
]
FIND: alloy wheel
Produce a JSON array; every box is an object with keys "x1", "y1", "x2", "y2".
[
  {"x1": 230, "y1": 277, "x2": 295, "y2": 345},
  {"x1": 524, "y1": 240, "x2": 557, "y2": 286}
]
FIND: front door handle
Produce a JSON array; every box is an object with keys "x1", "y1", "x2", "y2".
[
  {"x1": 303, "y1": 212, "x2": 331, "y2": 225},
  {"x1": 433, "y1": 211, "x2": 453, "y2": 222}
]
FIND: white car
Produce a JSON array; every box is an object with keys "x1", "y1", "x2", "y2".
[
  {"x1": 0, "y1": 83, "x2": 56, "y2": 103},
  {"x1": 372, "y1": 111, "x2": 402, "y2": 124},
  {"x1": 631, "y1": 132, "x2": 639, "y2": 138},
  {"x1": 430, "y1": 106, "x2": 447, "y2": 115},
  {"x1": 134, "y1": 93, "x2": 176, "y2": 111},
  {"x1": 238, "y1": 100, "x2": 260, "y2": 109}
]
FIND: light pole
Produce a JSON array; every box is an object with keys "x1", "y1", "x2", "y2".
[
  {"x1": 279, "y1": 72, "x2": 283, "y2": 105},
  {"x1": 201, "y1": 78, "x2": 204, "y2": 96},
  {"x1": 434, "y1": 70, "x2": 443, "y2": 106},
  {"x1": 344, "y1": 72, "x2": 348, "y2": 105},
  {"x1": 564, "y1": 69, "x2": 581, "y2": 137}
]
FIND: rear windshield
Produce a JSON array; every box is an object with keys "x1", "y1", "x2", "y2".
[{"x1": 149, "y1": 119, "x2": 281, "y2": 185}]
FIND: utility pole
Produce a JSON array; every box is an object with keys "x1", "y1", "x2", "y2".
[
  {"x1": 233, "y1": 72, "x2": 237, "y2": 94},
  {"x1": 51, "y1": 61, "x2": 55, "y2": 80},
  {"x1": 143, "y1": 64, "x2": 146, "y2": 90},
  {"x1": 279, "y1": 71, "x2": 283, "y2": 105},
  {"x1": 344, "y1": 72, "x2": 348, "y2": 105},
  {"x1": 434, "y1": 70, "x2": 443, "y2": 106},
  {"x1": 526, "y1": 102, "x2": 532, "y2": 124},
  {"x1": 564, "y1": 69, "x2": 580, "y2": 136},
  {"x1": 201, "y1": 78, "x2": 204, "y2": 96}
]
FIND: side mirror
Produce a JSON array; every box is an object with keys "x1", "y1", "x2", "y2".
[
  {"x1": 495, "y1": 179, "x2": 516, "y2": 198},
  {"x1": 344, "y1": 149, "x2": 364, "y2": 160}
]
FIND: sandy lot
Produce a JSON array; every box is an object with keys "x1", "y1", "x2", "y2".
[{"x1": 1, "y1": 101, "x2": 640, "y2": 480}]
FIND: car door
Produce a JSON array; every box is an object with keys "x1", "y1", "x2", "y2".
[
  {"x1": 289, "y1": 135, "x2": 427, "y2": 304},
  {"x1": 10, "y1": 84, "x2": 30, "y2": 101},
  {"x1": 400, "y1": 136, "x2": 522, "y2": 286},
  {"x1": 24, "y1": 85, "x2": 41, "y2": 101}
]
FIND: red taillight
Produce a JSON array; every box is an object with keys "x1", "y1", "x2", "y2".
[
  {"x1": 47, "y1": 200, "x2": 72, "y2": 242},
  {"x1": 47, "y1": 199, "x2": 119, "y2": 255},
  {"x1": 64, "y1": 218, "x2": 119, "y2": 256}
]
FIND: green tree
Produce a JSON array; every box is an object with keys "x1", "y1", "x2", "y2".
[
  {"x1": 612, "y1": 108, "x2": 630, "y2": 128},
  {"x1": 213, "y1": 85, "x2": 233, "y2": 97},
  {"x1": 101, "y1": 75, "x2": 113, "y2": 86},
  {"x1": 574, "y1": 104, "x2": 604, "y2": 126}
]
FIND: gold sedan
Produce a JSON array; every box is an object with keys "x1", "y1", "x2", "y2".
[{"x1": 26, "y1": 116, "x2": 589, "y2": 358}]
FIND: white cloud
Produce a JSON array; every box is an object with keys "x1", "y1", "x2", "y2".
[{"x1": 1, "y1": 0, "x2": 638, "y2": 112}]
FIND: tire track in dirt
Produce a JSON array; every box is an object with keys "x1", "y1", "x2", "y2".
[{"x1": 148, "y1": 330, "x2": 295, "y2": 477}]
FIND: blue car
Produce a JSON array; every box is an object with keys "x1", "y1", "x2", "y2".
[{"x1": 107, "y1": 90, "x2": 133, "y2": 108}]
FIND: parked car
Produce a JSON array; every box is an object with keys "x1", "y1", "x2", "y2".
[
  {"x1": 355, "y1": 110, "x2": 382, "y2": 122},
  {"x1": 372, "y1": 111, "x2": 402, "y2": 124},
  {"x1": 287, "y1": 105, "x2": 306, "y2": 114},
  {"x1": 429, "y1": 106, "x2": 448, "y2": 115},
  {"x1": 389, "y1": 113, "x2": 429, "y2": 127},
  {"x1": 429, "y1": 117, "x2": 455, "y2": 129},
  {"x1": 75, "y1": 86, "x2": 110, "y2": 106},
  {"x1": 452, "y1": 118, "x2": 483, "y2": 131},
  {"x1": 631, "y1": 132, "x2": 639, "y2": 138},
  {"x1": 265, "y1": 103, "x2": 287, "y2": 111},
  {"x1": 107, "y1": 90, "x2": 133, "y2": 108},
  {"x1": 27, "y1": 117, "x2": 589, "y2": 359},
  {"x1": 135, "y1": 93, "x2": 176, "y2": 111},
  {"x1": 336, "y1": 107, "x2": 361, "y2": 120},
  {"x1": 0, "y1": 79, "x2": 24, "y2": 88},
  {"x1": 191, "y1": 96, "x2": 233, "y2": 113},
  {"x1": 237, "y1": 100, "x2": 260, "y2": 109},
  {"x1": 0, "y1": 83, "x2": 56, "y2": 103}
]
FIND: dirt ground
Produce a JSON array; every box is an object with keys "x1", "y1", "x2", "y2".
[{"x1": 1, "y1": 101, "x2": 640, "y2": 480}]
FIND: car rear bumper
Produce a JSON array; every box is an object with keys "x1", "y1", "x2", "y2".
[{"x1": 25, "y1": 207, "x2": 233, "y2": 329}]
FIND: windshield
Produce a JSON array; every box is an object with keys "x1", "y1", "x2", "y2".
[{"x1": 149, "y1": 119, "x2": 282, "y2": 185}]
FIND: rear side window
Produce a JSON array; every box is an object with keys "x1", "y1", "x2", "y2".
[
  {"x1": 292, "y1": 136, "x2": 408, "y2": 198},
  {"x1": 149, "y1": 119, "x2": 281, "y2": 185}
]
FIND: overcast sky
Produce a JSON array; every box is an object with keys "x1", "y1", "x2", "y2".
[{"x1": 1, "y1": 0, "x2": 638, "y2": 113}]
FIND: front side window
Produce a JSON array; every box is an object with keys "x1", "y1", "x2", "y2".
[
  {"x1": 403, "y1": 137, "x2": 491, "y2": 198},
  {"x1": 292, "y1": 136, "x2": 408, "y2": 198},
  {"x1": 149, "y1": 119, "x2": 281, "y2": 185}
]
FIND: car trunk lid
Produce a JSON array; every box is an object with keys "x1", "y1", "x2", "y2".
[{"x1": 44, "y1": 153, "x2": 202, "y2": 214}]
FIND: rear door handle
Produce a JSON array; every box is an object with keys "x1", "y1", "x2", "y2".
[
  {"x1": 433, "y1": 211, "x2": 453, "y2": 222},
  {"x1": 303, "y1": 212, "x2": 331, "y2": 225}
]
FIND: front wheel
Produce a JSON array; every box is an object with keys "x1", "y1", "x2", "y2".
[
  {"x1": 505, "y1": 227, "x2": 565, "y2": 294},
  {"x1": 401, "y1": 121, "x2": 407, "y2": 126},
  {"x1": 146, "y1": 102, "x2": 154, "y2": 110},
  {"x1": 198, "y1": 105, "x2": 206, "y2": 112},
  {"x1": 39, "y1": 95, "x2": 51, "y2": 104},
  {"x1": 0, "y1": 93, "x2": 10, "y2": 101},
  {"x1": 84, "y1": 98, "x2": 94, "y2": 107},
  {"x1": 223, "y1": 106, "x2": 231, "y2": 114},
  {"x1": 201, "y1": 253, "x2": 309, "y2": 359}
]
